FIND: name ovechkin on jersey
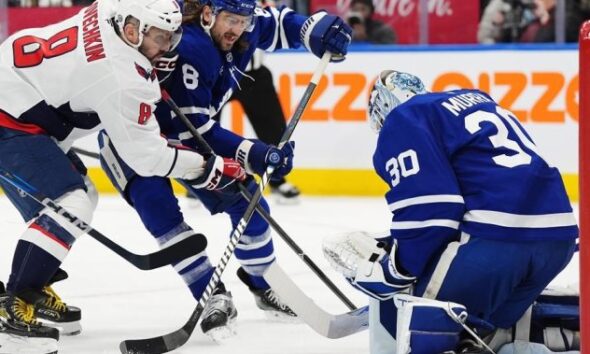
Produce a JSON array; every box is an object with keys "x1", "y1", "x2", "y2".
[{"x1": 82, "y1": 1, "x2": 105, "y2": 63}]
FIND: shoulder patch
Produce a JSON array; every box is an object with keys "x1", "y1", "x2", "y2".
[{"x1": 135, "y1": 62, "x2": 157, "y2": 81}]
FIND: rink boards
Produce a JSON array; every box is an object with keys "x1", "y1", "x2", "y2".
[{"x1": 78, "y1": 45, "x2": 579, "y2": 200}]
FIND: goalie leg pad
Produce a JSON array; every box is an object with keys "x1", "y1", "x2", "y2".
[
  {"x1": 394, "y1": 294, "x2": 466, "y2": 354},
  {"x1": 497, "y1": 340, "x2": 580, "y2": 354}
]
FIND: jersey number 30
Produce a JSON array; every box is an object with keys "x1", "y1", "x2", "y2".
[
  {"x1": 465, "y1": 106, "x2": 548, "y2": 168},
  {"x1": 386, "y1": 149, "x2": 420, "y2": 187}
]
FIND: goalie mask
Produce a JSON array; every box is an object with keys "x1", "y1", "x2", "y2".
[{"x1": 368, "y1": 70, "x2": 427, "y2": 133}]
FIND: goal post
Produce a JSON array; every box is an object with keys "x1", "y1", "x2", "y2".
[{"x1": 579, "y1": 20, "x2": 590, "y2": 353}]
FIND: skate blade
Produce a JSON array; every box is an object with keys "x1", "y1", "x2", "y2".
[
  {"x1": 263, "y1": 311, "x2": 301, "y2": 323},
  {"x1": 39, "y1": 319, "x2": 82, "y2": 336},
  {"x1": 204, "y1": 323, "x2": 237, "y2": 342},
  {"x1": 0, "y1": 332, "x2": 58, "y2": 354},
  {"x1": 272, "y1": 194, "x2": 300, "y2": 206}
]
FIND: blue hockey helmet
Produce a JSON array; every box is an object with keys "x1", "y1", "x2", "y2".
[
  {"x1": 210, "y1": 0, "x2": 256, "y2": 17},
  {"x1": 368, "y1": 70, "x2": 427, "y2": 133}
]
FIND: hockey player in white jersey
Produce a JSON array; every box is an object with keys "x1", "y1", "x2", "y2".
[
  {"x1": 0, "y1": 0, "x2": 246, "y2": 352},
  {"x1": 323, "y1": 70, "x2": 579, "y2": 354},
  {"x1": 97, "y1": 0, "x2": 352, "y2": 341}
]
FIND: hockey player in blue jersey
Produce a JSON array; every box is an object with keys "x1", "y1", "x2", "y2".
[
  {"x1": 323, "y1": 70, "x2": 579, "y2": 354},
  {"x1": 98, "y1": 0, "x2": 351, "y2": 340}
]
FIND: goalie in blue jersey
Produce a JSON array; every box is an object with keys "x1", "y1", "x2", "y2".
[
  {"x1": 323, "y1": 70, "x2": 579, "y2": 354},
  {"x1": 98, "y1": 0, "x2": 351, "y2": 341}
]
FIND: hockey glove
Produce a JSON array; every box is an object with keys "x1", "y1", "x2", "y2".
[
  {"x1": 323, "y1": 231, "x2": 416, "y2": 300},
  {"x1": 300, "y1": 11, "x2": 352, "y2": 63},
  {"x1": 235, "y1": 139, "x2": 294, "y2": 180},
  {"x1": 189, "y1": 155, "x2": 246, "y2": 191}
]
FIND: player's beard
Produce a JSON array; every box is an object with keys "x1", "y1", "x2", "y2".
[
  {"x1": 139, "y1": 44, "x2": 166, "y2": 65},
  {"x1": 214, "y1": 29, "x2": 239, "y2": 51}
]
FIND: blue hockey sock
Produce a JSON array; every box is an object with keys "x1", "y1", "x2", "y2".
[{"x1": 7, "y1": 214, "x2": 74, "y2": 294}]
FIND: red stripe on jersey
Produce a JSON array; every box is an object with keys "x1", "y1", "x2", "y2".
[
  {"x1": 29, "y1": 222, "x2": 71, "y2": 250},
  {"x1": 0, "y1": 111, "x2": 46, "y2": 135}
]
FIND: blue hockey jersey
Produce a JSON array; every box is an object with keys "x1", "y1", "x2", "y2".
[
  {"x1": 154, "y1": 6, "x2": 306, "y2": 157},
  {"x1": 373, "y1": 89, "x2": 578, "y2": 278}
]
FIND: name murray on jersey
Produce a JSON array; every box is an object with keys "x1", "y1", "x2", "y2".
[
  {"x1": 82, "y1": 1, "x2": 105, "y2": 63},
  {"x1": 441, "y1": 92, "x2": 492, "y2": 116}
]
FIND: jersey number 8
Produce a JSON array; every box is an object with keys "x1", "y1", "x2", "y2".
[{"x1": 12, "y1": 27, "x2": 78, "y2": 68}]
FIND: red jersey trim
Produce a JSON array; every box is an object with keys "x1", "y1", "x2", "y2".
[{"x1": 0, "y1": 111, "x2": 46, "y2": 135}]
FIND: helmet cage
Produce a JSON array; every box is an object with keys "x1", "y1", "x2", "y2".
[{"x1": 368, "y1": 70, "x2": 427, "y2": 133}]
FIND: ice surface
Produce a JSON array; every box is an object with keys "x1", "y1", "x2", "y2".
[{"x1": 0, "y1": 196, "x2": 579, "y2": 354}]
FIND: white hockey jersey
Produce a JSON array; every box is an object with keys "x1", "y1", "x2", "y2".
[{"x1": 0, "y1": 0, "x2": 204, "y2": 179}]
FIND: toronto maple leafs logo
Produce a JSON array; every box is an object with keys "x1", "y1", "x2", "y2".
[{"x1": 135, "y1": 62, "x2": 157, "y2": 81}]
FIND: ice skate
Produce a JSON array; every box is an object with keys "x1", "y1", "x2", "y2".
[
  {"x1": 35, "y1": 269, "x2": 82, "y2": 336},
  {"x1": 269, "y1": 181, "x2": 300, "y2": 205},
  {"x1": 36, "y1": 285, "x2": 81, "y2": 336},
  {"x1": 237, "y1": 267, "x2": 298, "y2": 322},
  {"x1": 0, "y1": 291, "x2": 59, "y2": 354},
  {"x1": 199, "y1": 284, "x2": 238, "y2": 341}
]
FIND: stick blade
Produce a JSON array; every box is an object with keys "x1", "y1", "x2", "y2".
[
  {"x1": 145, "y1": 233, "x2": 208, "y2": 270},
  {"x1": 263, "y1": 262, "x2": 369, "y2": 339},
  {"x1": 119, "y1": 330, "x2": 190, "y2": 354},
  {"x1": 120, "y1": 305, "x2": 204, "y2": 354}
]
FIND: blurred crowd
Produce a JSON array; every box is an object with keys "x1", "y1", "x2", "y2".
[
  {"x1": 3, "y1": 0, "x2": 590, "y2": 44},
  {"x1": 479, "y1": 0, "x2": 590, "y2": 43}
]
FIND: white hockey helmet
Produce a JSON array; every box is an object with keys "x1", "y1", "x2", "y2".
[
  {"x1": 368, "y1": 70, "x2": 427, "y2": 133},
  {"x1": 114, "y1": 0, "x2": 183, "y2": 49}
]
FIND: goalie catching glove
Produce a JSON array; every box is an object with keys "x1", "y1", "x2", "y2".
[
  {"x1": 189, "y1": 155, "x2": 246, "y2": 191},
  {"x1": 322, "y1": 231, "x2": 416, "y2": 300}
]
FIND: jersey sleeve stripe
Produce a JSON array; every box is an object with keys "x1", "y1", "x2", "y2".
[
  {"x1": 278, "y1": 7, "x2": 293, "y2": 49},
  {"x1": 176, "y1": 106, "x2": 210, "y2": 115},
  {"x1": 265, "y1": 7, "x2": 281, "y2": 51},
  {"x1": 196, "y1": 119, "x2": 216, "y2": 134},
  {"x1": 391, "y1": 219, "x2": 460, "y2": 230},
  {"x1": 463, "y1": 210, "x2": 578, "y2": 228},
  {"x1": 388, "y1": 194, "x2": 465, "y2": 212},
  {"x1": 177, "y1": 118, "x2": 215, "y2": 141}
]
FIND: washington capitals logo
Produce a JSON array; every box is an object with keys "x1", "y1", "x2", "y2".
[{"x1": 135, "y1": 63, "x2": 157, "y2": 81}]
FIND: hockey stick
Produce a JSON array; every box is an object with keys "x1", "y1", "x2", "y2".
[
  {"x1": 160, "y1": 78, "x2": 358, "y2": 311},
  {"x1": 236, "y1": 185, "x2": 357, "y2": 310},
  {"x1": 72, "y1": 145, "x2": 358, "y2": 311},
  {"x1": 263, "y1": 262, "x2": 369, "y2": 338},
  {"x1": 0, "y1": 169, "x2": 207, "y2": 270},
  {"x1": 120, "y1": 52, "x2": 331, "y2": 354},
  {"x1": 71, "y1": 146, "x2": 99, "y2": 159}
]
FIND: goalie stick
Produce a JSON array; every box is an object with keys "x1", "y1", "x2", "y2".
[
  {"x1": 120, "y1": 52, "x2": 331, "y2": 354},
  {"x1": 70, "y1": 146, "x2": 359, "y2": 311},
  {"x1": 237, "y1": 184, "x2": 357, "y2": 310},
  {"x1": 0, "y1": 168, "x2": 207, "y2": 271},
  {"x1": 263, "y1": 262, "x2": 369, "y2": 338}
]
